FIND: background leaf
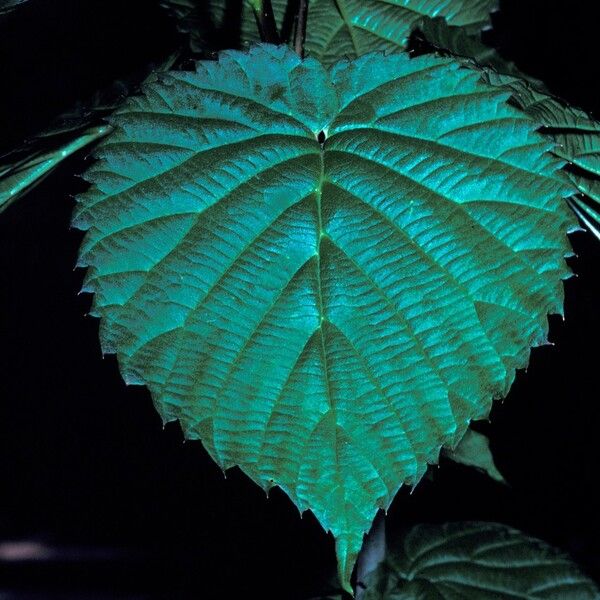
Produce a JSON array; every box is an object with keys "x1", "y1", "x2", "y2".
[
  {"x1": 0, "y1": 55, "x2": 178, "y2": 213},
  {"x1": 479, "y1": 72, "x2": 600, "y2": 241},
  {"x1": 0, "y1": 0, "x2": 29, "y2": 16},
  {"x1": 161, "y1": 0, "x2": 498, "y2": 64},
  {"x1": 75, "y1": 45, "x2": 574, "y2": 590},
  {"x1": 361, "y1": 522, "x2": 600, "y2": 599},
  {"x1": 301, "y1": 0, "x2": 498, "y2": 64},
  {"x1": 0, "y1": 126, "x2": 109, "y2": 213},
  {"x1": 414, "y1": 15, "x2": 532, "y2": 80}
]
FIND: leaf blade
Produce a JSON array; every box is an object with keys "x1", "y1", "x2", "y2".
[
  {"x1": 76, "y1": 45, "x2": 573, "y2": 590},
  {"x1": 363, "y1": 522, "x2": 600, "y2": 599},
  {"x1": 412, "y1": 16, "x2": 600, "y2": 242}
]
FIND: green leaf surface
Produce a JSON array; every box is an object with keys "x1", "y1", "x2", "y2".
[
  {"x1": 442, "y1": 428, "x2": 505, "y2": 483},
  {"x1": 75, "y1": 45, "x2": 573, "y2": 590},
  {"x1": 162, "y1": 0, "x2": 497, "y2": 64},
  {"x1": 361, "y1": 522, "x2": 600, "y2": 599}
]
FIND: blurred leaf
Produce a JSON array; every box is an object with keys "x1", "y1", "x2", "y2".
[
  {"x1": 415, "y1": 16, "x2": 535, "y2": 82},
  {"x1": 160, "y1": 0, "x2": 252, "y2": 55}
]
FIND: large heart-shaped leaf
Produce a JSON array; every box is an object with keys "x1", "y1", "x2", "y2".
[
  {"x1": 360, "y1": 522, "x2": 599, "y2": 599},
  {"x1": 162, "y1": 0, "x2": 497, "y2": 64},
  {"x1": 75, "y1": 45, "x2": 573, "y2": 590}
]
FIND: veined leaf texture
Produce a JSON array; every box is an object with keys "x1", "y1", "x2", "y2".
[
  {"x1": 361, "y1": 522, "x2": 600, "y2": 599},
  {"x1": 75, "y1": 45, "x2": 574, "y2": 590}
]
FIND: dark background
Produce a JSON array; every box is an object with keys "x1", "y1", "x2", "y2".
[{"x1": 0, "y1": 1, "x2": 599, "y2": 598}]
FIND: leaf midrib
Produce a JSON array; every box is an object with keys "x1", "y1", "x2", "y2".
[{"x1": 314, "y1": 146, "x2": 343, "y2": 498}]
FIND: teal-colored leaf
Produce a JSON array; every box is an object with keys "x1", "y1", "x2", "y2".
[
  {"x1": 161, "y1": 0, "x2": 497, "y2": 64},
  {"x1": 361, "y1": 522, "x2": 600, "y2": 599},
  {"x1": 442, "y1": 428, "x2": 505, "y2": 483},
  {"x1": 398, "y1": 13, "x2": 600, "y2": 243},
  {"x1": 292, "y1": 0, "x2": 498, "y2": 65},
  {"x1": 75, "y1": 45, "x2": 574, "y2": 591}
]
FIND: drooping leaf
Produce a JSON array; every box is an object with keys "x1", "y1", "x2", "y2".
[
  {"x1": 161, "y1": 0, "x2": 498, "y2": 64},
  {"x1": 0, "y1": 0, "x2": 29, "y2": 16},
  {"x1": 0, "y1": 126, "x2": 109, "y2": 213},
  {"x1": 479, "y1": 71, "x2": 600, "y2": 240},
  {"x1": 360, "y1": 522, "x2": 599, "y2": 599},
  {"x1": 0, "y1": 90, "x2": 116, "y2": 212},
  {"x1": 75, "y1": 45, "x2": 574, "y2": 590},
  {"x1": 0, "y1": 57, "x2": 179, "y2": 213},
  {"x1": 442, "y1": 428, "x2": 505, "y2": 483},
  {"x1": 406, "y1": 16, "x2": 600, "y2": 241},
  {"x1": 160, "y1": 0, "x2": 255, "y2": 55}
]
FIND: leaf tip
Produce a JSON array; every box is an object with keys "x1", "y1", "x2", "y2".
[{"x1": 335, "y1": 536, "x2": 358, "y2": 596}]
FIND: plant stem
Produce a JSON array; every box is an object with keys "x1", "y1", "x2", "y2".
[
  {"x1": 249, "y1": 0, "x2": 280, "y2": 45},
  {"x1": 294, "y1": 0, "x2": 309, "y2": 57},
  {"x1": 355, "y1": 511, "x2": 386, "y2": 599}
]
